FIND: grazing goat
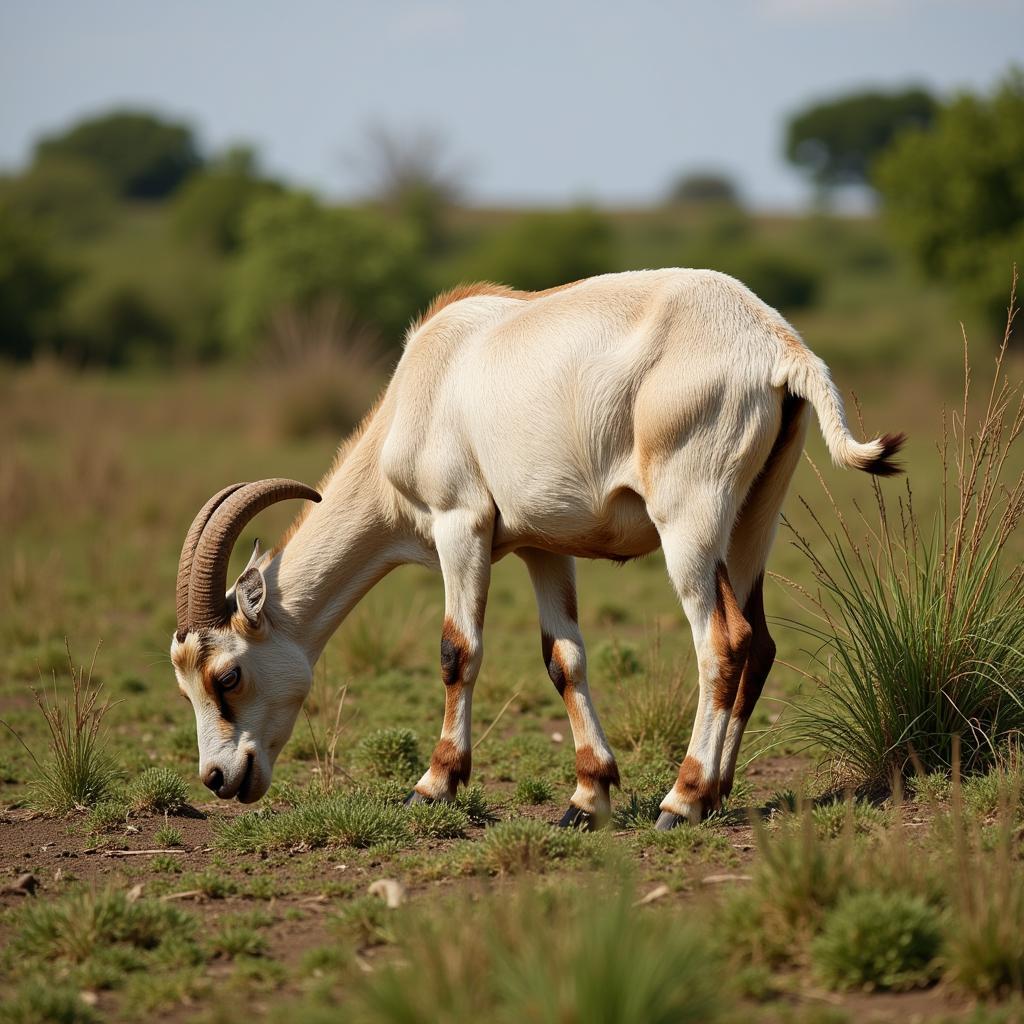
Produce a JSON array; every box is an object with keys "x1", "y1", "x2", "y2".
[{"x1": 171, "y1": 269, "x2": 903, "y2": 828}]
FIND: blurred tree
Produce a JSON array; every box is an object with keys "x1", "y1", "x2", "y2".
[
  {"x1": 0, "y1": 210, "x2": 73, "y2": 360},
  {"x1": 786, "y1": 87, "x2": 937, "y2": 189},
  {"x1": 875, "y1": 70, "x2": 1024, "y2": 335},
  {"x1": 347, "y1": 124, "x2": 467, "y2": 253},
  {"x1": 34, "y1": 110, "x2": 202, "y2": 200},
  {"x1": 172, "y1": 145, "x2": 283, "y2": 252},
  {"x1": 225, "y1": 192, "x2": 428, "y2": 351},
  {"x1": 0, "y1": 156, "x2": 116, "y2": 239},
  {"x1": 667, "y1": 170, "x2": 740, "y2": 206},
  {"x1": 469, "y1": 208, "x2": 615, "y2": 292}
]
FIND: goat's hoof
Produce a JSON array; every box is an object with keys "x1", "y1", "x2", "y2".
[
  {"x1": 403, "y1": 791, "x2": 432, "y2": 807},
  {"x1": 558, "y1": 804, "x2": 597, "y2": 831},
  {"x1": 655, "y1": 810, "x2": 685, "y2": 831}
]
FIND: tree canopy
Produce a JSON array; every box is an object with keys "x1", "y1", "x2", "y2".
[
  {"x1": 35, "y1": 110, "x2": 202, "y2": 200},
  {"x1": 874, "y1": 71, "x2": 1024, "y2": 333},
  {"x1": 785, "y1": 88, "x2": 938, "y2": 188}
]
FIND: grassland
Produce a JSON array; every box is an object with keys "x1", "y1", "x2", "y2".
[{"x1": 2, "y1": 215, "x2": 1023, "y2": 1023}]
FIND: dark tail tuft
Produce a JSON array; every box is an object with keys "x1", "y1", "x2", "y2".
[{"x1": 861, "y1": 432, "x2": 907, "y2": 477}]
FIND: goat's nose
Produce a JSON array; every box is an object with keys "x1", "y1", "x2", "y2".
[{"x1": 203, "y1": 766, "x2": 224, "y2": 794}]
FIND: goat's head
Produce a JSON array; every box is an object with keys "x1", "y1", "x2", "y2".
[{"x1": 170, "y1": 480, "x2": 320, "y2": 803}]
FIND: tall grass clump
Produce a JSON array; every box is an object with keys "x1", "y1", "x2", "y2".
[
  {"x1": 2, "y1": 641, "x2": 120, "y2": 814},
  {"x1": 788, "y1": 275, "x2": 1024, "y2": 789},
  {"x1": 348, "y1": 882, "x2": 724, "y2": 1023}
]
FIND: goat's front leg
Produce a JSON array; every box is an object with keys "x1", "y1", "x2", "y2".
[
  {"x1": 519, "y1": 548, "x2": 619, "y2": 829},
  {"x1": 409, "y1": 509, "x2": 492, "y2": 803}
]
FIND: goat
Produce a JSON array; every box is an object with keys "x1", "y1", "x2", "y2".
[{"x1": 171, "y1": 269, "x2": 903, "y2": 828}]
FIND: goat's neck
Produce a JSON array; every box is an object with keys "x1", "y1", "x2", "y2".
[{"x1": 265, "y1": 425, "x2": 407, "y2": 663}]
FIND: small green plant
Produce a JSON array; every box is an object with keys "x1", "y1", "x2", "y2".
[
  {"x1": 811, "y1": 798, "x2": 888, "y2": 839},
  {"x1": 812, "y1": 890, "x2": 942, "y2": 991},
  {"x1": 595, "y1": 639, "x2": 643, "y2": 679},
  {"x1": 347, "y1": 882, "x2": 724, "y2": 1023},
  {"x1": 86, "y1": 796, "x2": 131, "y2": 834},
  {"x1": 407, "y1": 800, "x2": 470, "y2": 839},
  {"x1": 9, "y1": 888, "x2": 198, "y2": 984},
  {"x1": 454, "y1": 783, "x2": 496, "y2": 825},
  {"x1": 206, "y1": 920, "x2": 268, "y2": 960},
  {"x1": 216, "y1": 792, "x2": 410, "y2": 852},
  {"x1": 2, "y1": 642, "x2": 121, "y2": 814},
  {"x1": 354, "y1": 728, "x2": 423, "y2": 783},
  {"x1": 514, "y1": 777, "x2": 554, "y2": 805},
  {"x1": 154, "y1": 821, "x2": 184, "y2": 847},
  {"x1": 474, "y1": 818, "x2": 592, "y2": 875},
  {"x1": 332, "y1": 894, "x2": 398, "y2": 949},
  {"x1": 0, "y1": 980, "x2": 98, "y2": 1024},
  {"x1": 128, "y1": 766, "x2": 189, "y2": 813}
]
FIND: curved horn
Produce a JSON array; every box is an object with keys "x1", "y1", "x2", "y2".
[
  {"x1": 186, "y1": 479, "x2": 321, "y2": 632},
  {"x1": 176, "y1": 483, "x2": 248, "y2": 641}
]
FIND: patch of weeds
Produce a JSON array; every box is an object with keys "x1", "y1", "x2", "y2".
[
  {"x1": 206, "y1": 919, "x2": 268, "y2": 960},
  {"x1": 812, "y1": 890, "x2": 942, "y2": 991},
  {"x1": 454, "y1": 783, "x2": 497, "y2": 825},
  {"x1": 595, "y1": 639, "x2": 643, "y2": 679},
  {"x1": 910, "y1": 772, "x2": 951, "y2": 804},
  {"x1": 154, "y1": 822, "x2": 184, "y2": 847},
  {"x1": 8, "y1": 887, "x2": 199, "y2": 989},
  {"x1": 647, "y1": 821, "x2": 733, "y2": 861},
  {"x1": 151, "y1": 854, "x2": 183, "y2": 874},
  {"x1": 606, "y1": 657, "x2": 694, "y2": 760},
  {"x1": 612, "y1": 790, "x2": 661, "y2": 830},
  {"x1": 353, "y1": 728, "x2": 423, "y2": 783},
  {"x1": 332, "y1": 894, "x2": 398, "y2": 949},
  {"x1": 0, "y1": 979, "x2": 98, "y2": 1024},
  {"x1": 128, "y1": 766, "x2": 189, "y2": 813},
  {"x1": 180, "y1": 869, "x2": 238, "y2": 900},
  {"x1": 407, "y1": 800, "x2": 470, "y2": 840},
  {"x1": 811, "y1": 798, "x2": 888, "y2": 839},
  {"x1": 216, "y1": 792, "x2": 410, "y2": 853},
  {"x1": 86, "y1": 796, "x2": 131, "y2": 834},
  {"x1": 514, "y1": 777, "x2": 554, "y2": 805},
  {"x1": 347, "y1": 881, "x2": 724, "y2": 1022},
  {"x1": 472, "y1": 818, "x2": 599, "y2": 875},
  {"x1": 3, "y1": 642, "x2": 121, "y2": 815},
  {"x1": 120, "y1": 968, "x2": 209, "y2": 1015}
]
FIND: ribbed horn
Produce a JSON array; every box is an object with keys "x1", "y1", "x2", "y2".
[
  {"x1": 176, "y1": 483, "x2": 248, "y2": 641},
  {"x1": 186, "y1": 479, "x2": 321, "y2": 632}
]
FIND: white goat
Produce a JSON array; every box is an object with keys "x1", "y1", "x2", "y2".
[{"x1": 171, "y1": 269, "x2": 903, "y2": 828}]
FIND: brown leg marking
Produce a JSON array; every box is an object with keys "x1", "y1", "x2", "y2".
[
  {"x1": 440, "y1": 616, "x2": 469, "y2": 686},
  {"x1": 672, "y1": 754, "x2": 720, "y2": 813},
  {"x1": 425, "y1": 737, "x2": 471, "y2": 795},
  {"x1": 710, "y1": 562, "x2": 753, "y2": 714},
  {"x1": 541, "y1": 633, "x2": 572, "y2": 696},
  {"x1": 575, "y1": 744, "x2": 621, "y2": 794}
]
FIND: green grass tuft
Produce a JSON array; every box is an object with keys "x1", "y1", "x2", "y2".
[
  {"x1": 812, "y1": 890, "x2": 942, "y2": 991},
  {"x1": 514, "y1": 777, "x2": 554, "y2": 805},
  {"x1": 407, "y1": 799, "x2": 470, "y2": 839},
  {"x1": 0, "y1": 980, "x2": 99, "y2": 1024},
  {"x1": 128, "y1": 766, "x2": 190, "y2": 813},
  {"x1": 353, "y1": 728, "x2": 423, "y2": 783},
  {"x1": 473, "y1": 818, "x2": 595, "y2": 875}
]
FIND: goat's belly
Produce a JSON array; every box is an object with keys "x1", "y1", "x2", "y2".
[{"x1": 492, "y1": 486, "x2": 662, "y2": 562}]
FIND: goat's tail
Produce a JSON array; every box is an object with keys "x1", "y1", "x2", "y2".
[{"x1": 770, "y1": 324, "x2": 905, "y2": 476}]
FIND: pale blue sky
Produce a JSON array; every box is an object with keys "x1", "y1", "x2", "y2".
[{"x1": 1, "y1": 1, "x2": 1021, "y2": 209}]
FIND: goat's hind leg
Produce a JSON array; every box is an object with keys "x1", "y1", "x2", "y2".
[
  {"x1": 519, "y1": 548, "x2": 619, "y2": 829},
  {"x1": 653, "y1": 515, "x2": 752, "y2": 829},
  {"x1": 409, "y1": 509, "x2": 492, "y2": 804}
]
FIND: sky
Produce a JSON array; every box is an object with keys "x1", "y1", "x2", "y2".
[{"x1": 1, "y1": 1, "x2": 1021, "y2": 210}]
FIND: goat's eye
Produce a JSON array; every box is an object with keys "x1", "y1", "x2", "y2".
[{"x1": 218, "y1": 667, "x2": 241, "y2": 692}]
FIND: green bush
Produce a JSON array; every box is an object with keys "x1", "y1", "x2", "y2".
[
  {"x1": 515, "y1": 777, "x2": 554, "y2": 805},
  {"x1": 128, "y1": 766, "x2": 189, "y2": 813},
  {"x1": 468, "y1": 206, "x2": 615, "y2": 292},
  {"x1": 0, "y1": 980, "x2": 98, "y2": 1024},
  {"x1": 354, "y1": 728, "x2": 423, "y2": 783},
  {"x1": 348, "y1": 883, "x2": 724, "y2": 1023},
  {"x1": 407, "y1": 799, "x2": 470, "y2": 839},
  {"x1": 812, "y1": 890, "x2": 942, "y2": 991}
]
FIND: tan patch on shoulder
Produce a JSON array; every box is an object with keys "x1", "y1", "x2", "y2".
[{"x1": 411, "y1": 278, "x2": 587, "y2": 335}]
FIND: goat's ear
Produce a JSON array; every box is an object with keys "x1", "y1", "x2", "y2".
[
  {"x1": 234, "y1": 566, "x2": 267, "y2": 627},
  {"x1": 242, "y1": 539, "x2": 262, "y2": 574}
]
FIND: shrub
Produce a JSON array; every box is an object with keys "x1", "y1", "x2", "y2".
[
  {"x1": 4, "y1": 642, "x2": 121, "y2": 815},
  {"x1": 787, "y1": 290, "x2": 1024, "y2": 789},
  {"x1": 407, "y1": 800, "x2": 470, "y2": 840},
  {"x1": 354, "y1": 728, "x2": 423, "y2": 783},
  {"x1": 216, "y1": 792, "x2": 410, "y2": 853},
  {"x1": 514, "y1": 777, "x2": 554, "y2": 805},
  {"x1": 347, "y1": 883, "x2": 724, "y2": 1023},
  {"x1": 128, "y1": 766, "x2": 189, "y2": 813},
  {"x1": 812, "y1": 890, "x2": 942, "y2": 991}
]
